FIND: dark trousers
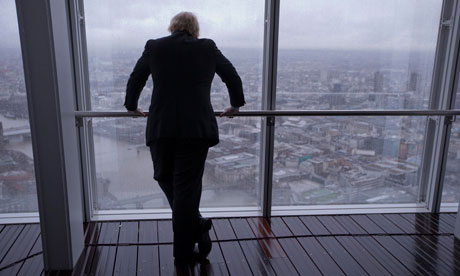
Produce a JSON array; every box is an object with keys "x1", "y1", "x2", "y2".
[{"x1": 149, "y1": 138, "x2": 209, "y2": 259}]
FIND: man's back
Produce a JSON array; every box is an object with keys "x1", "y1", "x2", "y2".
[
  {"x1": 124, "y1": 30, "x2": 245, "y2": 146},
  {"x1": 124, "y1": 11, "x2": 245, "y2": 265}
]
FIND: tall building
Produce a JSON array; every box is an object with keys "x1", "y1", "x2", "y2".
[
  {"x1": 329, "y1": 82, "x2": 345, "y2": 107},
  {"x1": 408, "y1": 72, "x2": 419, "y2": 92},
  {"x1": 373, "y1": 71, "x2": 384, "y2": 92}
]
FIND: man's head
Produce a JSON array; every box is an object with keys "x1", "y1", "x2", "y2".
[{"x1": 168, "y1": 12, "x2": 200, "y2": 38}]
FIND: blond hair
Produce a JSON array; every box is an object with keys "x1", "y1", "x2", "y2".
[{"x1": 168, "y1": 12, "x2": 200, "y2": 38}]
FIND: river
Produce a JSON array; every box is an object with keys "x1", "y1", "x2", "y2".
[{"x1": 1, "y1": 115, "x2": 257, "y2": 209}]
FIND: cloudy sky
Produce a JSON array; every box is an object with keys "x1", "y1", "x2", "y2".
[
  {"x1": 1, "y1": 0, "x2": 443, "y2": 51},
  {"x1": 83, "y1": 0, "x2": 442, "y2": 51}
]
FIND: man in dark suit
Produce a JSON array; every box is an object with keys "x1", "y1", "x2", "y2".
[{"x1": 124, "y1": 12, "x2": 245, "y2": 265}]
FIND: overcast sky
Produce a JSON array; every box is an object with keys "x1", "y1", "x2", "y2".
[{"x1": 0, "y1": 0, "x2": 442, "y2": 51}]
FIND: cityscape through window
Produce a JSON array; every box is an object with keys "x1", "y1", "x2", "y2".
[
  {"x1": 84, "y1": 0, "x2": 264, "y2": 210},
  {"x1": 2, "y1": 0, "x2": 456, "y2": 215},
  {"x1": 0, "y1": 0, "x2": 38, "y2": 213},
  {"x1": 82, "y1": 0, "x2": 451, "y2": 211},
  {"x1": 273, "y1": 0, "x2": 442, "y2": 206}
]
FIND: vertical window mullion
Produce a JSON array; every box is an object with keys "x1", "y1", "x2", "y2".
[
  {"x1": 68, "y1": 0, "x2": 95, "y2": 222},
  {"x1": 260, "y1": 0, "x2": 280, "y2": 218},
  {"x1": 424, "y1": 0, "x2": 460, "y2": 212}
]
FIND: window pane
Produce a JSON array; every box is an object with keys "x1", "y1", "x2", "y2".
[
  {"x1": 442, "y1": 86, "x2": 460, "y2": 205},
  {"x1": 273, "y1": 0, "x2": 441, "y2": 207},
  {"x1": 0, "y1": 1, "x2": 38, "y2": 213},
  {"x1": 273, "y1": 116, "x2": 427, "y2": 206},
  {"x1": 92, "y1": 117, "x2": 260, "y2": 210},
  {"x1": 442, "y1": 121, "x2": 460, "y2": 204},
  {"x1": 84, "y1": 0, "x2": 264, "y2": 211},
  {"x1": 276, "y1": 0, "x2": 441, "y2": 111}
]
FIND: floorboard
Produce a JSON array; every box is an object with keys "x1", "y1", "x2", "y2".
[
  {"x1": 278, "y1": 238, "x2": 321, "y2": 276},
  {"x1": 98, "y1": 222, "x2": 120, "y2": 245},
  {"x1": 0, "y1": 212, "x2": 458, "y2": 275},
  {"x1": 247, "y1": 217, "x2": 275, "y2": 239},
  {"x1": 374, "y1": 235, "x2": 434, "y2": 275},
  {"x1": 220, "y1": 241, "x2": 252, "y2": 276},
  {"x1": 139, "y1": 221, "x2": 158, "y2": 244},
  {"x1": 198, "y1": 242, "x2": 229, "y2": 276},
  {"x1": 29, "y1": 234, "x2": 41, "y2": 256},
  {"x1": 297, "y1": 237, "x2": 345, "y2": 275},
  {"x1": 239, "y1": 239, "x2": 276, "y2": 275},
  {"x1": 400, "y1": 213, "x2": 438, "y2": 234},
  {"x1": 316, "y1": 216, "x2": 349, "y2": 235},
  {"x1": 332, "y1": 216, "x2": 367, "y2": 235},
  {"x1": 268, "y1": 217, "x2": 292, "y2": 238},
  {"x1": 85, "y1": 222, "x2": 101, "y2": 245},
  {"x1": 158, "y1": 220, "x2": 173, "y2": 244},
  {"x1": 73, "y1": 245, "x2": 98, "y2": 275},
  {"x1": 393, "y1": 235, "x2": 454, "y2": 276},
  {"x1": 383, "y1": 214, "x2": 415, "y2": 234},
  {"x1": 0, "y1": 224, "x2": 39, "y2": 268},
  {"x1": 0, "y1": 225, "x2": 25, "y2": 263},
  {"x1": 16, "y1": 254, "x2": 43, "y2": 276},
  {"x1": 118, "y1": 222, "x2": 138, "y2": 244},
  {"x1": 350, "y1": 215, "x2": 385, "y2": 234},
  {"x1": 137, "y1": 245, "x2": 159, "y2": 276},
  {"x1": 158, "y1": 244, "x2": 175, "y2": 276},
  {"x1": 213, "y1": 219, "x2": 237, "y2": 241},
  {"x1": 89, "y1": 246, "x2": 117, "y2": 275},
  {"x1": 336, "y1": 236, "x2": 391, "y2": 276},
  {"x1": 229, "y1": 218, "x2": 255, "y2": 240},
  {"x1": 282, "y1": 217, "x2": 312, "y2": 236},
  {"x1": 366, "y1": 214, "x2": 405, "y2": 234},
  {"x1": 257, "y1": 238, "x2": 298, "y2": 275},
  {"x1": 354, "y1": 236, "x2": 413, "y2": 275},
  {"x1": 0, "y1": 261, "x2": 23, "y2": 275},
  {"x1": 317, "y1": 236, "x2": 368, "y2": 275},
  {"x1": 439, "y1": 213, "x2": 456, "y2": 227},
  {"x1": 298, "y1": 216, "x2": 330, "y2": 235},
  {"x1": 415, "y1": 235, "x2": 460, "y2": 272},
  {"x1": 425, "y1": 214, "x2": 454, "y2": 234},
  {"x1": 113, "y1": 245, "x2": 137, "y2": 276}
]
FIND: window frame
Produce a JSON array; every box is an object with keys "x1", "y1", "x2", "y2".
[{"x1": 67, "y1": 0, "x2": 460, "y2": 222}]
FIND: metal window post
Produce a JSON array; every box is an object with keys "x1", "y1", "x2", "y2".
[
  {"x1": 260, "y1": 0, "x2": 280, "y2": 219},
  {"x1": 424, "y1": 0, "x2": 460, "y2": 213},
  {"x1": 68, "y1": 0, "x2": 96, "y2": 223},
  {"x1": 16, "y1": 0, "x2": 85, "y2": 270}
]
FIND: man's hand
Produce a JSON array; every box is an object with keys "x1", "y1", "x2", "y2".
[
  {"x1": 220, "y1": 106, "x2": 239, "y2": 118},
  {"x1": 128, "y1": 107, "x2": 147, "y2": 117}
]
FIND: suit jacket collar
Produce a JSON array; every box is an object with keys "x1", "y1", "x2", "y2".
[{"x1": 172, "y1": 30, "x2": 192, "y2": 36}]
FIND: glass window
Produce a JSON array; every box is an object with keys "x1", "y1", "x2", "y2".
[
  {"x1": 84, "y1": 0, "x2": 264, "y2": 211},
  {"x1": 0, "y1": 1, "x2": 38, "y2": 213},
  {"x1": 441, "y1": 85, "x2": 460, "y2": 205},
  {"x1": 273, "y1": 116, "x2": 427, "y2": 206},
  {"x1": 442, "y1": 121, "x2": 460, "y2": 204},
  {"x1": 276, "y1": 0, "x2": 441, "y2": 111},
  {"x1": 273, "y1": 0, "x2": 442, "y2": 207}
]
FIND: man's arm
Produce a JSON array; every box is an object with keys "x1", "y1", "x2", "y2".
[
  {"x1": 212, "y1": 40, "x2": 246, "y2": 111},
  {"x1": 124, "y1": 40, "x2": 152, "y2": 112}
]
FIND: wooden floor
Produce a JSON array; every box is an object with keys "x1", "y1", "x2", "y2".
[{"x1": 0, "y1": 213, "x2": 458, "y2": 275}]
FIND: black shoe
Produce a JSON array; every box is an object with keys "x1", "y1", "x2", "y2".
[
  {"x1": 174, "y1": 251, "x2": 209, "y2": 266},
  {"x1": 174, "y1": 256, "x2": 194, "y2": 267},
  {"x1": 198, "y1": 218, "x2": 212, "y2": 257}
]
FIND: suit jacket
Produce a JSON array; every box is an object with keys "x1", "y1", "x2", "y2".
[{"x1": 124, "y1": 30, "x2": 245, "y2": 147}]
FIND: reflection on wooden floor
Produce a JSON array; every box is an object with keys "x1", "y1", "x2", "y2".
[{"x1": 0, "y1": 213, "x2": 458, "y2": 275}]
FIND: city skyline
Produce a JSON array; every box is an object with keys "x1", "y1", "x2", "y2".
[{"x1": 1, "y1": 0, "x2": 459, "y2": 213}]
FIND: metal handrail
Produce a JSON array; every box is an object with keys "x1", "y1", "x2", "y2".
[{"x1": 74, "y1": 109, "x2": 460, "y2": 118}]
